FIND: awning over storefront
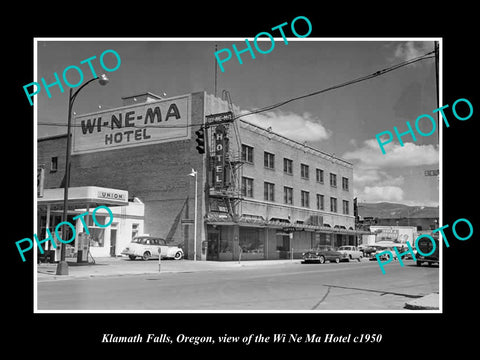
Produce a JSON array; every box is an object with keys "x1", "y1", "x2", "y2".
[
  {"x1": 37, "y1": 186, "x2": 129, "y2": 211},
  {"x1": 205, "y1": 213, "x2": 372, "y2": 236}
]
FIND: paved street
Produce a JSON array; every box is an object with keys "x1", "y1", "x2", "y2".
[{"x1": 37, "y1": 259, "x2": 439, "y2": 311}]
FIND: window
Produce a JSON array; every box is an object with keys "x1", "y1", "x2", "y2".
[
  {"x1": 343, "y1": 200, "x2": 349, "y2": 215},
  {"x1": 316, "y1": 194, "x2": 325, "y2": 210},
  {"x1": 301, "y1": 164, "x2": 309, "y2": 179},
  {"x1": 84, "y1": 214, "x2": 106, "y2": 247},
  {"x1": 264, "y1": 151, "x2": 275, "y2": 169},
  {"x1": 330, "y1": 173, "x2": 337, "y2": 187},
  {"x1": 239, "y1": 228, "x2": 264, "y2": 256},
  {"x1": 132, "y1": 223, "x2": 140, "y2": 239},
  {"x1": 50, "y1": 156, "x2": 58, "y2": 172},
  {"x1": 242, "y1": 177, "x2": 254, "y2": 198},
  {"x1": 264, "y1": 182, "x2": 275, "y2": 202},
  {"x1": 241, "y1": 144, "x2": 254, "y2": 163},
  {"x1": 283, "y1": 158, "x2": 293, "y2": 174},
  {"x1": 316, "y1": 168, "x2": 324, "y2": 183},
  {"x1": 330, "y1": 197, "x2": 337, "y2": 213},
  {"x1": 301, "y1": 190, "x2": 310, "y2": 208},
  {"x1": 284, "y1": 186, "x2": 293, "y2": 205},
  {"x1": 342, "y1": 177, "x2": 349, "y2": 191}
]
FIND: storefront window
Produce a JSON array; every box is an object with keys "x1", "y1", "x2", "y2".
[
  {"x1": 313, "y1": 232, "x2": 329, "y2": 248},
  {"x1": 239, "y1": 228, "x2": 264, "y2": 255},
  {"x1": 86, "y1": 214, "x2": 105, "y2": 247}
]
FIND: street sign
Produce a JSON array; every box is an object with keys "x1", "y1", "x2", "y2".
[
  {"x1": 205, "y1": 111, "x2": 234, "y2": 126},
  {"x1": 282, "y1": 226, "x2": 296, "y2": 233}
]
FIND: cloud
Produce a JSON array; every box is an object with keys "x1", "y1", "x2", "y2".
[
  {"x1": 392, "y1": 41, "x2": 433, "y2": 62},
  {"x1": 240, "y1": 110, "x2": 331, "y2": 142},
  {"x1": 362, "y1": 186, "x2": 404, "y2": 202},
  {"x1": 344, "y1": 139, "x2": 438, "y2": 204},
  {"x1": 343, "y1": 139, "x2": 439, "y2": 168}
]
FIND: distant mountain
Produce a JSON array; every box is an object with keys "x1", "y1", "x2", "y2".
[{"x1": 357, "y1": 202, "x2": 439, "y2": 219}]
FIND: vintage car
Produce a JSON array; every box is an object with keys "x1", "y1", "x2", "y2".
[
  {"x1": 337, "y1": 245, "x2": 363, "y2": 261},
  {"x1": 368, "y1": 246, "x2": 398, "y2": 261},
  {"x1": 416, "y1": 236, "x2": 439, "y2": 266},
  {"x1": 121, "y1": 236, "x2": 184, "y2": 261},
  {"x1": 302, "y1": 247, "x2": 345, "y2": 264}
]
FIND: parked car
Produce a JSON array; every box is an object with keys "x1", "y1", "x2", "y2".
[
  {"x1": 358, "y1": 244, "x2": 377, "y2": 257},
  {"x1": 302, "y1": 247, "x2": 344, "y2": 264},
  {"x1": 121, "y1": 236, "x2": 184, "y2": 260},
  {"x1": 369, "y1": 246, "x2": 398, "y2": 261},
  {"x1": 337, "y1": 245, "x2": 363, "y2": 262},
  {"x1": 416, "y1": 236, "x2": 439, "y2": 266}
]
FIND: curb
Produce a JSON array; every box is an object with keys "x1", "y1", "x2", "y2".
[
  {"x1": 36, "y1": 259, "x2": 305, "y2": 282},
  {"x1": 404, "y1": 292, "x2": 439, "y2": 310}
]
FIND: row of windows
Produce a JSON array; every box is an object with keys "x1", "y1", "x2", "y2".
[
  {"x1": 242, "y1": 177, "x2": 350, "y2": 214},
  {"x1": 242, "y1": 145, "x2": 349, "y2": 191}
]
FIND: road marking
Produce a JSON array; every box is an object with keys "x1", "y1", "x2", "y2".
[
  {"x1": 311, "y1": 285, "x2": 332, "y2": 310},
  {"x1": 322, "y1": 284, "x2": 423, "y2": 298}
]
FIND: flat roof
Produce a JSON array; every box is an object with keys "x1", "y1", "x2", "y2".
[{"x1": 38, "y1": 186, "x2": 129, "y2": 210}]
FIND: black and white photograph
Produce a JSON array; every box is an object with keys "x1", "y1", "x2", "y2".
[
  {"x1": 7, "y1": 8, "x2": 477, "y2": 355},
  {"x1": 33, "y1": 38, "x2": 441, "y2": 312}
]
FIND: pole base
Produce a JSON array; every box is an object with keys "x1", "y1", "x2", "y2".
[{"x1": 55, "y1": 261, "x2": 69, "y2": 275}]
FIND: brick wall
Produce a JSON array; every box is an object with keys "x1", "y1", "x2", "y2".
[{"x1": 237, "y1": 121, "x2": 355, "y2": 229}]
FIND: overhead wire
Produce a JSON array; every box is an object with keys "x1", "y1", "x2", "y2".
[{"x1": 38, "y1": 50, "x2": 435, "y2": 130}]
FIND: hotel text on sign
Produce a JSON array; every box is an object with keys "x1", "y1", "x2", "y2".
[{"x1": 72, "y1": 95, "x2": 191, "y2": 154}]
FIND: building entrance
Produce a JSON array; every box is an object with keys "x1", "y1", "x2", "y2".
[{"x1": 207, "y1": 232, "x2": 219, "y2": 261}]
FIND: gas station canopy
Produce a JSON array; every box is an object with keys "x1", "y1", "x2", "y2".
[{"x1": 37, "y1": 186, "x2": 129, "y2": 211}]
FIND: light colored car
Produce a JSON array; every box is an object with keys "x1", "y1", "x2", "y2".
[
  {"x1": 337, "y1": 245, "x2": 363, "y2": 262},
  {"x1": 121, "y1": 236, "x2": 183, "y2": 261}
]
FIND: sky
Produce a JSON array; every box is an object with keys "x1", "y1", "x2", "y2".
[{"x1": 35, "y1": 39, "x2": 440, "y2": 207}]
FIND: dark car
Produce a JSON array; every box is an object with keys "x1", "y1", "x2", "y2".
[
  {"x1": 416, "y1": 236, "x2": 439, "y2": 266},
  {"x1": 302, "y1": 247, "x2": 344, "y2": 264}
]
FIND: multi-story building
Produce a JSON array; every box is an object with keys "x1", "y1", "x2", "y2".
[{"x1": 37, "y1": 91, "x2": 365, "y2": 262}]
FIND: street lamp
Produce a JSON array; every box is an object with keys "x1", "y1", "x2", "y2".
[
  {"x1": 188, "y1": 168, "x2": 198, "y2": 261},
  {"x1": 55, "y1": 74, "x2": 109, "y2": 275}
]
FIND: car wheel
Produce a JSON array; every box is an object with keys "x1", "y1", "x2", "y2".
[
  {"x1": 357, "y1": 256, "x2": 362, "y2": 262},
  {"x1": 128, "y1": 255, "x2": 136, "y2": 260},
  {"x1": 319, "y1": 256, "x2": 325, "y2": 264},
  {"x1": 174, "y1": 251, "x2": 183, "y2": 260},
  {"x1": 416, "y1": 261, "x2": 422, "y2": 267},
  {"x1": 335, "y1": 257, "x2": 340, "y2": 264},
  {"x1": 142, "y1": 251, "x2": 151, "y2": 261},
  {"x1": 349, "y1": 255, "x2": 353, "y2": 261}
]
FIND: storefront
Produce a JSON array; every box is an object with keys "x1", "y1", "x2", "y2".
[
  {"x1": 204, "y1": 214, "x2": 368, "y2": 261},
  {"x1": 37, "y1": 186, "x2": 144, "y2": 261}
]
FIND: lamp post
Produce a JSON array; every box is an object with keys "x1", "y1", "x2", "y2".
[
  {"x1": 56, "y1": 74, "x2": 109, "y2": 275},
  {"x1": 188, "y1": 168, "x2": 198, "y2": 261}
]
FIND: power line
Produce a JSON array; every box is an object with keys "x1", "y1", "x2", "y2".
[
  {"x1": 234, "y1": 51, "x2": 435, "y2": 121},
  {"x1": 38, "y1": 50, "x2": 435, "y2": 130}
]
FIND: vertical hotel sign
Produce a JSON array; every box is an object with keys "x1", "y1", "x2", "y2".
[
  {"x1": 72, "y1": 94, "x2": 191, "y2": 154},
  {"x1": 214, "y1": 125, "x2": 226, "y2": 190}
]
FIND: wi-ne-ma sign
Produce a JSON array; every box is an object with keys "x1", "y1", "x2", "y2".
[{"x1": 72, "y1": 94, "x2": 191, "y2": 154}]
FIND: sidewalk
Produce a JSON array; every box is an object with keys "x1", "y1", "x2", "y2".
[
  {"x1": 36, "y1": 257, "x2": 304, "y2": 282},
  {"x1": 404, "y1": 292, "x2": 439, "y2": 310}
]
